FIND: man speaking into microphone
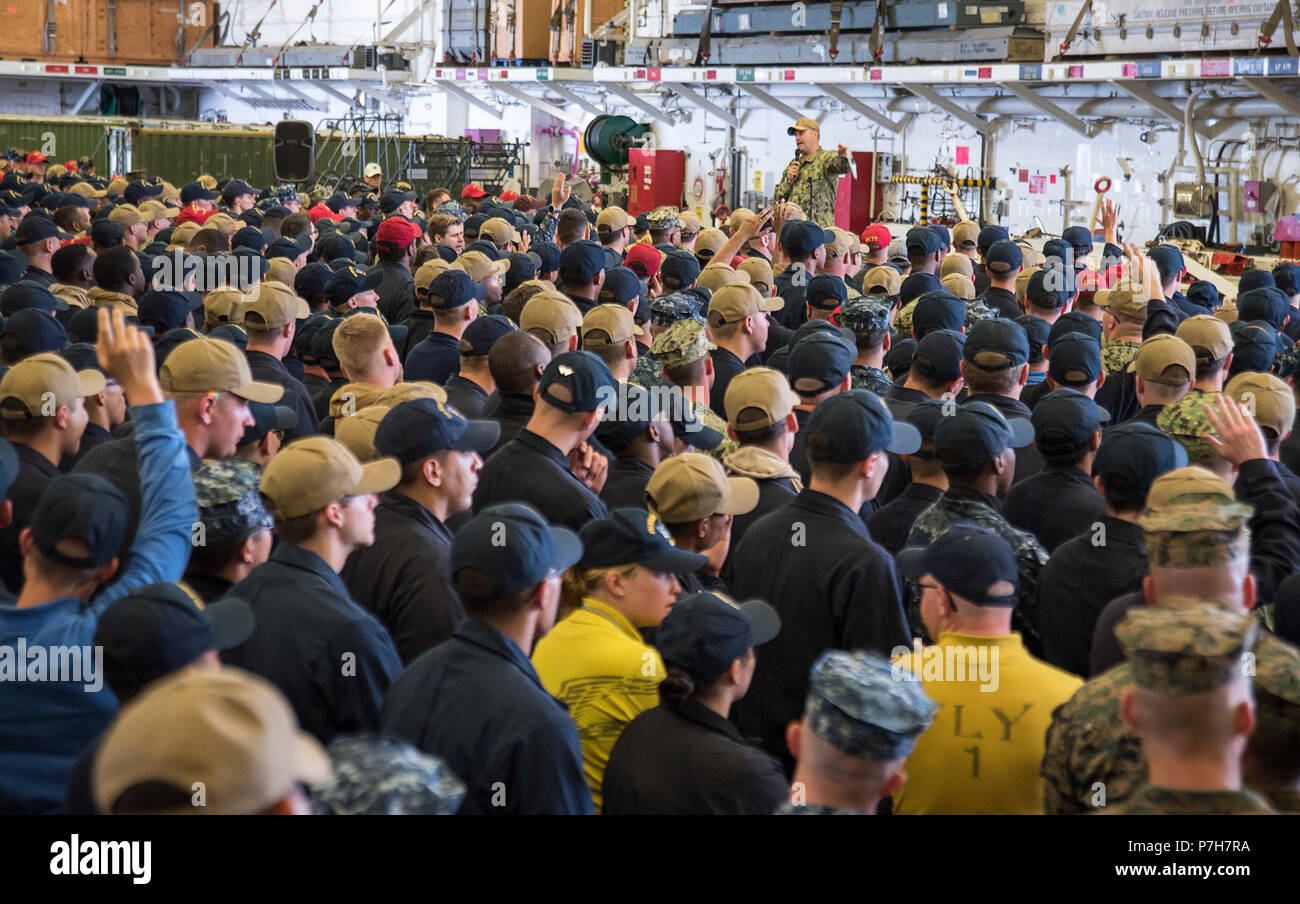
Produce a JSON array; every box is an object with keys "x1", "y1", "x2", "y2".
[{"x1": 775, "y1": 116, "x2": 851, "y2": 229}]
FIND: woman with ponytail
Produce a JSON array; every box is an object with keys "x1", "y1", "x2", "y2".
[
  {"x1": 532, "y1": 507, "x2": 708, "y2": 813},
  {"x1": 602, "y1": 590, "x2": 788, "y2": 815}
]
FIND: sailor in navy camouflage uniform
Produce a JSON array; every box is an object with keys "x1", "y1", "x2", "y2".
[
  {"x1": 311, "y1": 735, "x2": 467, "y2": 815},
  {"x1": 841, "y1": 294, "x2": 894, "y2": 395},
  {"x1": 630, "y1": 290, "x2": 707, "y2": 392},
  {"x1": 776, "y1": 650, "x2": 937, "y2": 815}
]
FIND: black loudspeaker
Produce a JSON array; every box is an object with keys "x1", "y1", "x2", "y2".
[{"x1": 273, "y1": 120, "x2": 316, "y2": 183}]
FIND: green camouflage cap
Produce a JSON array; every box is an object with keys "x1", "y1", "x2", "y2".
[
  {"x1": 311, "y1": 736, "x2": 467, "y2": 815},
  {"x1": 1156, "y1": 389, "x2": 1221, "y2": 461},
  {"x1": 804, "y1": 650, "x2": 937, "y2": 760},
  {"x1": 193, "y1": 458, "x2": 274, "y2": 535},
  {"x1": 1252, "y1": 633, "x2": 1300, "y2": 747},
  {"x1": 840, "y1": 294, "x2": 892, "y2": 333},
  {"x1": 651, "y1": 318, "x2": 716, "y2": 369},
  {"x1": 892, "y1": 299, "x2": 917, "y2": 337},
  {"x1": 1116, "y1": 603, "x2": 1257, "y2": 695},
  {"x1": 646, "y1": 206, "x2": 682, "y2": 230},
  {"x1": 1139, "y1": 465, "x2": 1253, "y2": 567}
]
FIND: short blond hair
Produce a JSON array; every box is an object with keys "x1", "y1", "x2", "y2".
[{"x1": 332, "y1": 313, "x2": 393, "y2": 379}]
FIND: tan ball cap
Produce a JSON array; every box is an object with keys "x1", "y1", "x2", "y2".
[{"x1": 260, "y1": 435, "x2": 400, "y2": 519}]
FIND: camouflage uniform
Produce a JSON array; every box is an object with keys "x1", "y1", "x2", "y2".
[
  {"x1": 192, "y1": 458, "x2": 274, "y2": 534},
  {"x1": 1102, "y1": 605, "x2": 1274, "y2": 815},
  {"x1": 1156, "y1": 388, "x2": 1220, "y2": 461},
  {"x1": 1101, "y1": 338, "x2": 1140, "y2": 376},
  {"x1": 905, "y1": 492, "x2": 1049, "y2": 650},
  {"x1": 851, "y1": 365, "x2": 892, "y2": 394},
  {"x1": 632, "y1": 291, "x2": 708, "y2": 392},
  {"x1": 774, "y1": 650, "x2": 937, "y2": 815},
  {"x1": 311, "y1": 735, "x2": 467, "y2": 815},
  {"x1": 1278, "y1": 338, "x2": 1300, "y2": 379},
  {"x1": 893, "y1": 300, "x2": 917, "y2": 337},
  {"x1": 773, "y1": 148, "x2": 851, "y2": 229},
  {"x1": 650, "y1": 319, "x2": 738, "y2": 461},
  {"x1": 773, "y1": 802, "x2": 862, "y2": 815},
  {"x1": 629, "y1": 352, "x2": 668, "y2": 391},
  {"x1": 1249, "y1": 626, "x2": 1300, "y2": 812}
]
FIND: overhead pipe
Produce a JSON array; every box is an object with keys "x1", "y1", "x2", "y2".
[
  {"x1": 1185, "y1": 87, "x2": 1206, "y2": 184},
  {"x1": 536, "y1": 124, "x2": 581, "y2": 176}
]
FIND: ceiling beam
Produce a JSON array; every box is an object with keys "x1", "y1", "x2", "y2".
[
  {"x1": 68, "y1": 80, "x2": 102, "y2": 115},
  {"x1": 380, "y1": 1, "x2": 435, "y2": 44},
  {"x1": 542, "y1": 83, "x2": 606, "y2": 118},
  {"x1": 435, "y1": 80, "x2": 503, "y2": 119},
  {"x1": 815, "y1": 82, "x2": 907, "y2": 133},
  {"x1": 492, "y1": 83, "x2": 587, "y2": 127},
  {"x1": 740, "y1": 84, "x2": 808, "y2": 123},
  {"x1": 602, "y1": 84, "x2": 675, "y2": 125},
  {"x1": 904, "y1": 83, "x2": 990, "y2": 136},
  {"x1": 999, "y1": 82, "x2": 1091, "y2": 138},
  {"x1": 1240, "y1": 77, "x2": 1300, "y2": 119},
  {"x1": 1108, "y1": 80, "x2": 1214, "y2": 138},
  {"x1": 666, "y1": 84, "x2": 738, "y2": 127}
]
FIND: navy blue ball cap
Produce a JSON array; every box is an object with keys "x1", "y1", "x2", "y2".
[
  {"x1": 294, "y1": 262, "x2": 333, "y2": 306},
  {"x1": 985, "y1": 239, "x2": 1024, "y2": 276},
  {"x1": 599, "y1": 266, "x2": 642, "y2": 306},
  {"x1": 123, "y1": 181, "x2": 164, "y2": 205},
  {"x1": 1147, "y1": 244, "x2": 1185, "y2": 281},
  {"x1": 325, "y1": 264, "x2": 384, "y2": 305},
  {"x1": 427, "y1": 269, "x2": 485, "y2": 310},
  {"x1": 180, "y1": 181, "x2": 220, "y2": 204},
  {"x1": 94, "y1": 582, "x2": 256, "y2": 693},
  {"x1": 1, "y1": 281, "x2": 67, "y2": 316},
  {"x1": 595, "y1": 381, "x2": 664, "y2": 450},
  {"x1": 1238, "y1": 269, "x2": 1276, "y2": 293},
  {"x1": 1062, "y1": 225, "x2": 1094, "y2": 257},
  {"x1": 1272, "y1": 262, "x2": 1300, "y2": 297},
  {"x1": 559, "y1": 239, "x2": 606, "y2": 281},
  {"x1": 978, "y1": 224, "x2": 1010, "y2": 254},
  {"x1": 374, "y1": 396, "x2": 499, "y2": 464},
  {"x1": 897, "y1": 526, "x2": 1019, "y2": 606},
  {"x1": 1047, "y1": 332, "x2": 1102, "y2": 387},
  {"x1": 451, "y1": 503, "x2": 583, "y2": 597},
  {"x1": 806, "y1": 388, "x2": 921, "y2": 462},
  {"x1": 655, "y1": 591, "x2": 781, "y2": 684},
  {"x1": 1094, "y1": 421, "x2": 1188, "y2": 504},
  {"x1": 531, "y1": 241, "x2": 561, "y2": 273},
  {"x1": 1027, "y1": 267, "x2": 1074, "y2": 310},
  {"x1": 1031, "y1": 387, "x2": 1109, "y2": 452},
  {"x1": 240, "y1": 401, "x2": 297, "y2": 446},
  {"x1": 1186, "y1": 280, "x2": 1221, "y2": 311},
  {"x1": 459, "y1": 313, "x2": 516, "y2": 357},
  {"x1": 781, "y1": 220, "x2": 836, "y2": 261},
  {"x1": 903, "y1": 397, "x2": 950, "y2": 458},
  {"x1": 905, "y1": 226, "x2": 943, "y2": 257},
  {"x1": 911, "y1": 328, "x2": 965, "y2": 382},
  {"x1": 1230, "y1": 320, "x2": 1278, "y2": 372},
  {"x1": 221, "y1": 178, "x2": 256, "y2": 200},
  {"x1": 1048, "y1": 311, "x2": 1103, "y2": 347},
  {"x1": 505, "y1": 251, "x2": 539, "y2": 288},
  {"x1": 231, "y1": 225, "x2": 267, "y2": 253},
  {"x1": 807, "y1": 273, "x2": 848, "y2": 310},
  {"x1": 1041, "y1": 238, "x2": 1078, "y2": 271},
  {"x1": 1016, "y1": 314, "x2": 1050, "y2": 363},
  {"x1": 30, "y1": 473, "x2": 129, "y2": 569},
  {"x1": 964, "y1": 317, "x2": 1030, "y2": 370},
  {"x1": 2, "y1": 308, "x2": 67, "y2": 354},
  {"x1": 913, "y1": 290, "x2": 965, "y2": 337},
  {"x1": 900, "y1": 270, "x2": 941, "y2": 305},
  {"x1": 465, "y1": 239, "x2": 502, "y2": 261},
  {"x1": 538, "y1": 349, "x2": 618, "y2": 415},
  {"x1": 90, "y1": 219, "x2": 123, "y2": 248},
  {"x1": 579, "y1": 507, "x2": 709, "y2": 574},
  {"x1": 14, "y1": 216, "x2": 70, "y2": 245},
  {"x1": 139, "y1": 290, "x2": 202, "y2": 332},
  {"x1": 933, "y1": 400, "x2": 1034, "y2": 471},
  {"x1": 1237, "y1": 286, "x2": 1290, "y2": 330},
  {"x1": 662, "y1": 250, "x2": 702, "y2": 287},
  {"x1": 788, "y1": 329, "x2": 856, "y2": 395}
]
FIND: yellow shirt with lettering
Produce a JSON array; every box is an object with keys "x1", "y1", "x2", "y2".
[
  {"x1": 890, "y1": 632, "x2": 1082, "y2": 815},
  {"x1": 532, "y1": 598, "x2": 665, "y2": 813}
]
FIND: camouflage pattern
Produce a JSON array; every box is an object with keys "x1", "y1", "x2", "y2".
[
  {"x1": 893, "y1": 300, "x2": 917, "y2": 337},
  {"x1": 629, "y1": 349, "x2": 669, "y2": 391},
  {"x1": 687, "y1": 399, "x2": 739, "y2": 462},
  {"x1": 433, "y1": 199, "x2": 467, "y2": 221},
  {"x1": 1101, "y1": 338, "x2": 1141, "y2": 376},
  {"x1": 1116, "y1": 603, "x2": 1257, "y2": 694},
  {"x1": 1042, "y1": 618, "x2": 1296, "y2": 814},
  {"x1": 1106, "y1": 785, "x2": 1275, "y2": 815},
  {"x1": 646, "y1": 206, "x2": 682, "y2": 230},
  {"x1": 651, "y1": 318, "x2": 716, "y2": 369},
  {"x1": 773, "y1": 148, "x2": 851, "y2": 228},
  {"x1": 851, "y1": 364, "x2": 893, "y2": 394},
  {"x1": 1278, "y1": 339, "x2": 1300, "y2": 379},
  {"x1": 804, "y1": 650, "x2": 937, "y2": 760},
  {"x1": 1250, "y1": 628, "x2": 1300, "y2": 749},
  {"x1": 962, "y1": 298, "x2": 995, "y2": 331},
  {"x1": 310, "y1": 735, "x2": 467, "y2": 815},
  {"x1": 1156, "y1": 388, "x2": 1220, "y2": 461},
  {"x1": 1145, "y1": 529, "x2": 1249, "y2": 569},
  {"x1": 649, "y1": 290, "x2": 706, "y2": 327},
  {"x1": 193, "y1": 458, "x2": 273, "y2": 535},
  {"x1": 774, "y1": 802, "x2": 864, "y2": 815},
  {"x1": 1139, "y1": 465, "x2": 1253, "y2": 533},
  {"x1": 839, "y1": 295, "x2": 891, "y2": 333},
  {"x1": 905, "y1": 494, "x2": 1049, "y2": 650}
]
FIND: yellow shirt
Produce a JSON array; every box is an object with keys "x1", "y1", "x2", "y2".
[
  {"x1": 532, "y1": 598, "x2": 665, "y2": 812},
  {"x1": 890, "y1": 632, "x2": 1082, "y2": 815}
]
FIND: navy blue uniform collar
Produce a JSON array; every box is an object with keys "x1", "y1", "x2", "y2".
[
  {"x1": 792, "y1": 488, "x2": 870, "y2": 536},
  {"x1": 270, "y1": 541, "x2": 351, "y2": 597},
  {"x1": 671, "y1": 698, "x2": 746, "y2": 742},
  {"x1": 381, "y1": 491, "x2": 451, "y2": 539},
  {"x1": 452, "y1": 617, "x2": 549, "y2": 694},
  {"x1": 518, "y1": 429, "x2": 571, "y2": 469}
]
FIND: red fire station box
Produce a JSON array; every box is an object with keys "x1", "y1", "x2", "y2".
[{"x1": 628, "y1": 149, "x2": 686, "y2": 216}]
